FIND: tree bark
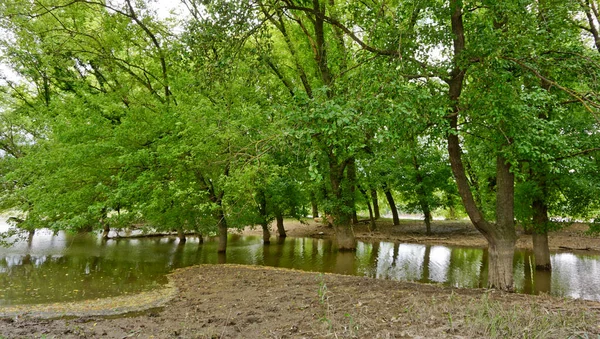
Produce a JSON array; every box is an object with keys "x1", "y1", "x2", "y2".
[
  {"x1": 177, "y1": 228, "x2": 186, "y2": 243},
  {"x1": 257, "y1": 190, "x2": 271, "y2": 244},
  {"x1": 261, "y1": 222, "x2": 271, "y2": 244},
  {"x1": 335, "y1": 224, "x2": 355, "y2": 251},
  {"x1": 413, "y1": 155, "x2": 432, "y2": 235},
  {"x1": 487, "y1": 236, "x2": 516, "y2": 290},
  {"x1": 383, "y1": 185, "x2": 400, "y2": 226},
  {"x1": 328, "y1": 155, "x2": 356, "y2": 250},
  {"x1": 311, "y1": 194, "x2": 319, "y2": 218},
  {"x1": 276, "y1": 212, "x2": 287, "y2": 238},
  {"x1": 347, "y1": 158, "x2": 359, "y2": 225},
  {"x1": 101, "y1": 224, "x2": 110, "y2": 239},
  {"x1": 532, "y1": 198, "x2": 551, "y2": 270},
  {"x1": 217, "y1": 208, "x2": 228, "y2": 253},
  {"x1": 487, "y1": 155, "x2": 517, "y2": 290},
  {"x1": 27, "y1": 229, "x2": 35, "y2": 244},
  {"x1": 371, "y1": 189, "x2": 380, "y2": 219},
  {"x1": 359, "y1": 186, "x2": 376, "y2": 231}
]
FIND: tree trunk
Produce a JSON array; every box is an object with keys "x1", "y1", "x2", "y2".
[
  {"x1": 532, "y1": 199, "x2": 551, "y2": 269},
  {"x1": 423, "y1": 208, "x2": 432, "y2": 235},
  {"x1": 347, "y1": 158, "x2": 359, "y2": 225},
  {"x1": 413, "y1": 155, "x2": 432, "y2": 235},
  {"x1": 276, "y1": 213, "x2": 286, "y2": 238},
  {"x1": 261, "y1": 222, "x2": 271, "y2": 244},
  {"x1": 177, "y1": 228, "x2": 186, "y2": 243},
  {"x1": 311, "y1": 195, "x2": 319, "y2": 218},
  {"x1": 27, "y1": 229, "x2": 35, "y2": 244},
  {"x1": 445, "y1": 0, "x2": 516, "y2": 291},
  {"x1": 217, "y1": 209, "x2": 228, "y2": 253},
  {"x1": 102, "y1": 224, "x2": 110, "y2": 239},
  {"x1": 198, "y1": 233, "x2": 204, "y2": 244},
  {"x1": 383, "y1": 185, "x2": 400, "y2": 226},
  {"x1": 359, "y1": 186, "x2": 376, "y2": 231},
  {"x1": 335, "y1": 224, "x2": 355, "y2": 251},
  {"x1": 371, "y1": 189, "x2": 380, "y2": 219},
  {"x1": 487, "y1": 155, "x2": 517, "y2": 290},
  {"x1": 487, "y1": 236, "x2": 516, "y2": 290},
  {"x1": 328, "y1": 155, "x2": 356, "y2": 250}
]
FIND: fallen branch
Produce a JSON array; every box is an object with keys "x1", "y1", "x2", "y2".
[
  {"x1": 558, "y1": 246, "x2": 593, "y2": 251},
  {"x1": 407, "y1": 236, "x2": 450, "y2": 242}
]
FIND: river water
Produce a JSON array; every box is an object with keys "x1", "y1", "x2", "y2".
[{"x1": 1, "y1": 227, "x2": 599, "y2": 305}]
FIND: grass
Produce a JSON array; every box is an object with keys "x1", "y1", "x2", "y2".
[{"x1": 309, "y1": 274, "x2": 600, "y2": 338}]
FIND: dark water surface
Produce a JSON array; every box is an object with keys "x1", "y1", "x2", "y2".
[{"x1": 1, "y1": 229, "x2": 599, "y2": 305}]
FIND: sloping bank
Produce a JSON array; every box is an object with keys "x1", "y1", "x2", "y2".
[{"x1": 1, "y1": 264, "x2": 599, "y2": 338}]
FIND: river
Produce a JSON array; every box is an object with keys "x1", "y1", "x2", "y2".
[{"x1": 1, "y1": 225, "x2": 599, "y2": 305}]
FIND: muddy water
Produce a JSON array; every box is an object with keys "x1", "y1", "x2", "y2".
[{"x1": 1, "y1": 230, "x2": 599, "y2": 305}]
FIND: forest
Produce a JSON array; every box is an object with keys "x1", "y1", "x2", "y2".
[{"x1": 0, "y1": 0, "x2": 599, "y2": 295}]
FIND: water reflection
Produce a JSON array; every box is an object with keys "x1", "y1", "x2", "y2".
[{"x1": 1, "y1": 230, "x2": 600, "y2": 305}]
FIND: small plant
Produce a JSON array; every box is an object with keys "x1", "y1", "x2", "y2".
[{"x1": 316, "y1": 273, "x2": 328, "y2": 305}]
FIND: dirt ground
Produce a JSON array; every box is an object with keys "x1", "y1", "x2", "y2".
[{"x1": 1, "y1": 218, "x2": 600, "y2": 338}]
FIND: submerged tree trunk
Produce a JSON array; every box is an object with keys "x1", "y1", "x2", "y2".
[
  {"x1": 102, "y1": 224, "x2": 110, "y2": 239},
  {"x1": 198, "y1": 233, "x2": 204, "y2": 244},
  {"x1": 383, "y1": 185, "x2": 400, "y2": 226},
  {"x1": 276, "y1": 212, "x2": 286, "y2": 238},
  {"x1": 257, "y1": 190, "x2": 271, "y2": 244},
  {"x1": 217, "y1": 208, "x2": 228, "y2": 253},
  {"x1": 261, "y1": 222, "x2": 271, "y2": 244},
  {"x1": 532, "y1": 198, "x2": 551, "y2": 270},
  {"x1": 371, "y1": 189, "x2": 380, "y2": 219},
  {"x1": 335, "y1": 224, "x2": 355, "y2": 251},
  {"x1": 177, "y1": 228, "x2": 186, "y2": 243},
  {"x1": 487, "y1": 156, "x2": 518, "y2": 290}
]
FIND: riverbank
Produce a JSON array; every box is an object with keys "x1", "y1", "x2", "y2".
[
  {"x1": 2, "y1": 219, "x2": 599, "y2": 338},
  {"x1": 2, "y1": 265, "x2": 599, "y2": 338},
  {"x1": 241, "y1": 218, "x2": 600, "y2": 253}
]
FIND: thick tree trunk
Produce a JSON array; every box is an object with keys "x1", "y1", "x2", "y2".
[
  {"x1": 177, "y1": 228, "x2": 186, "y2": 243},
  {"x1": 423, "y1": 208, "x2": 432, "y2": 235},
  {"x1": 371, "y1": 189, "x2": 380, "y2": 219},
  {"x1": 383, "y1": 185, "x2": 400, "y2": 226},
  {"x1": 487, "y1": 156, "x2": 517, "y2": 290},
  {"x1": 328, "y1": 155, "x2": 356, "y2": 250},
  {"x1": 217, "y1": 209, "x2": 228, "y2": 253},
  {"x1": 347, "y1": 158, "x2": 359, "y2": 225},
  {"x1": 335, "y1": 225, "x2": 355, "y2": 251},
  {"x1": 487, "y1": 237, "x2": 516, "y2": 290},
  {"x1": 276, "y1": 213, "x2": 286, "y2": 238},
  {"x1": 261, "y1": 222, "x2": 271, "y2": 244},
  {"x1": 198, "y1": 233, "x2": 204, "y2": 244},
  {"x1": 532, "y1": 199, "x2": 551, "y2": 269}
]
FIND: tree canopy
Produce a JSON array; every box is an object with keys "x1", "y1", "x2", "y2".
[{"x1": 0, "y1": 0, "x2": 599, "y2": 290}]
